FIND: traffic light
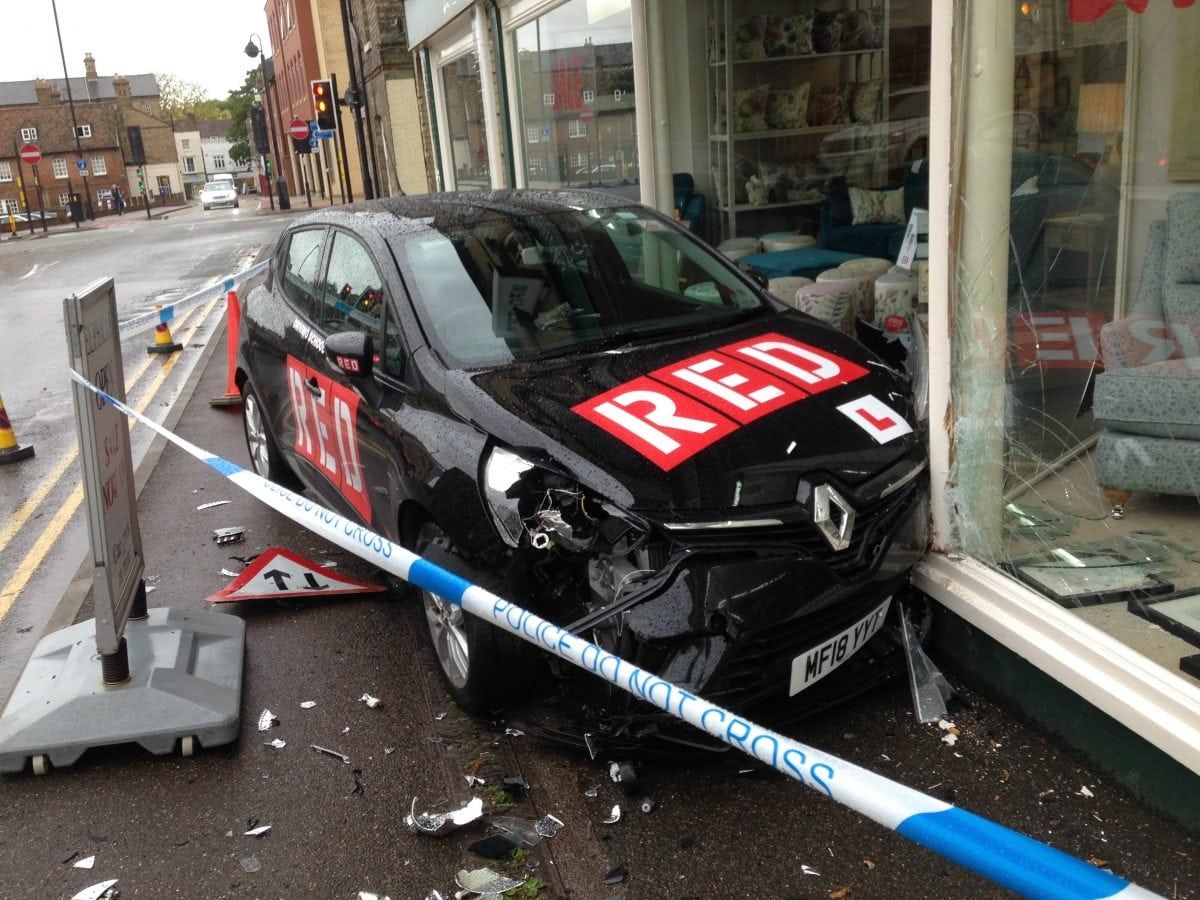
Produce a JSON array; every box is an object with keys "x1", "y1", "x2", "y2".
[
  {"x1": 311, "y1": 79, "x2": 336, "y2": 131},
  {"x1": 126, "y1": 126, "x2": 146, "y2": 166},
  {"x1": 249, "y1": 104, "x2": 269, "y2": 154},
  {"x1": 136, "y1": 167, "x2": 144, "y2": 190}
]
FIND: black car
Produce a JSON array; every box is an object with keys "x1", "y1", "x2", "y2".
[{"x1": 236, "y1": 191, "x2": 929, "y2": 749}]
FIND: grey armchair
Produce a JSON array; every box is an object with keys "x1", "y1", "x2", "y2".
[{"x1": 1094, "y1": 193, "x2": 1200, "y2": 516}]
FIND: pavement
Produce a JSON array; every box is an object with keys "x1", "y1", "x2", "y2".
[{"x1": 1, "y1": 257, "x2": 1198, "y2": 898}]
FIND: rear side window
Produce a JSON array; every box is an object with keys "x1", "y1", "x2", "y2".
[
  {"x1": 321, "y1": 231, "x2": 385, "y2": 340},
  {"x1": 282, "y1": 228, "x2": 326, "y2": 320}
]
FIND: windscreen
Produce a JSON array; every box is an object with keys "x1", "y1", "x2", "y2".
[{"x1": 398, "y1": 207, "x2": 769, "y2": 369}]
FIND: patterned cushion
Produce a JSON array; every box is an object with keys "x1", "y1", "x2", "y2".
[
  {"x1": 1095, "y1": 431, "x2": 1200, "y2": 496},
  {"x1": 848, "y1": 186, "x2": 906, "y2": 225},
  {"x1": 1163, "y1": 193, "x2": 1200, "y2": 324},
  {"x1": 1094, "y1": 357, "x2": 1200, "y2": 440}
]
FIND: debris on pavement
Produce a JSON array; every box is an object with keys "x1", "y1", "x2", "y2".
[
  {"x1": 357, "y1": 893, "x2": 392, "y2": 900},
  {"x1": 405, "y1": 796, "x2": 484, "y2": 836},
  {"x1": 61, "y1": 850, "x2": 78, "y2": 865},
  {"x1": 299, "y1": 701, "x2": 317, "y2": 709},
  {"x1": 257, "y1": 710, "x2": 279, "y2": 731},
  {"x1": 219, "y1": 568, "x2": 239, "y2": 577},
  {"x1": 351, "y1": 769, "x2": 365, "y2": 796},
  {"x1": 423, "y1": 892, "x2": 445, "y2": 900},
  {"x1": 359, "y1": 693, "x2": 382, "y2": 709},
  {"x1": 490, "y1": 816, "x2": 545, "y2": 847},
  {"x1": 937, "y1": 718, "x2": 960, "y2": 746},
  {"x1": 342, "y1": 726, "x2": 351, "y2": 734},
  {"x1": 240, "y1": 856, "x2": 262, "y2": 873},
  {"x1": 534, "y1": 814, "x2": 564, "y2": 838},
  {"x1": 71, "y1": 880, "x2": 118, "y2": 900},
  {"x1": 501, "y1": 775, "x2": 529, "y2": 794},
  {"x1": 264, "y1": 739, "x2": 286, "y2": 750},
  {"x1": 900, "y1": 605, "x2": 956, "y2": 723},
  {"x1": 244, "y1": 825, "x2": 272, "y2": 837},
  {"x1": 455, "y1": 867, "x2": 525, "y2": 895},
  {"x1": 608, "y1": 762, "x2": 622, "y2": 783},
  {"x1": 434, "y1": 711, "x2": 447, "y2": 721},
  {"x1": 602, "y1": 805, "x2": 621, "y2": 824},
  {"x1": 467, "y1": 833, "x2": 519, "y2": 859},
  {"x1": 384, "y1": 747, "x2": 396, "y2": 756},
  {"x1": 829, "y1": 887, "x2": 852, "y2": 899},
  {"x1": 505, "y1": 728, "x2": 524, "y2": 737},
  {"x1": 311, "y1": 744, "x2": 351, "y2": 764},
  {"x1": 640, "y1": 798, "x2": 656, "y2": 814},
  {"x1": 320, "y1": 560, "x2": 339, "y2": 568},
  {"x1": 212, "y1": 526, "x2": 246, "y2": 545},
  {"x1": 600, "y1": 864, "x2": 628, "y2": 885},
  {"x1": 73, "y1": 855, "x2": 96, "y2": 869},
  {"x1": 465, "y1": 774, "x2": 486, "y2": 788},
  {"x1": 1078, "y1": 785, "x2": 1095, "y2": 798},
  {"x1": 196, "y1": 500, "x2": 231, "y2": 511},
  {"x1": 801, "y1": 864, "x2": 821, "y2": 876},
  {"x1": 584, "y1": 785, "x2": 600, "y2": 798}
]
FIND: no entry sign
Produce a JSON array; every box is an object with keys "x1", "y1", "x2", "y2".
[
  {"x1": 18, "y1": 143, "x2": 40, "y2": 165},
  {"x1": 289, "y1": 118, "x2": 310, "y2": 140}
]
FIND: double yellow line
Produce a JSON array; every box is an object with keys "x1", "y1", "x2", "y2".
[{"x1": 0, "y1": 296, "x2": 225, "y2": 621}]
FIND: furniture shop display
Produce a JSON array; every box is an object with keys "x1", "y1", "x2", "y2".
[
  {"x1": 707, "y1": 0, "x2": 889, "y2": 243},
  {"x1": 794, "y1": 280, "x2": 857, "y2": 333},
  {"x1": 738, "y1": 246, "x2": 862, "y2": 279},
  {"x1": 1094, "y1": 193, "x2": 1200, "y2": 516},
  {"x1": 767, "y1": 275, "x2": 815, "y2": 304}
]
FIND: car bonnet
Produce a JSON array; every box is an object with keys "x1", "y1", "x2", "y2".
[{"x1": 451, "y1": 313, "x2": 920, "y2": 516}]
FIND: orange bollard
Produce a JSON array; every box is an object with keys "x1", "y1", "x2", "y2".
[
  {"x1": 146, "y1": 304, "x2": 183, "y2": 354},
  {"x1": 0, "y1": 392, "x2": 35, "y2": 464},
  {"x1": 210, "y1": 289, "x2": 243, "y2": 407}
]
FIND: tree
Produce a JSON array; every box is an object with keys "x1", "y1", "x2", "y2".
[
  {"x1": 224, "y1": 67, "x2": 262, "y2": 147},
  {"x1": 229, "y1": 140, "x2": 252, "y2": 166},
  {"x1": 156, "y1": 74, "x2": 210, "y2": 118}
]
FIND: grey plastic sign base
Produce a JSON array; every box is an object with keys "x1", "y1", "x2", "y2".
[{"x1": 0, "y1": 608, "x2": 244, "y2": 774}]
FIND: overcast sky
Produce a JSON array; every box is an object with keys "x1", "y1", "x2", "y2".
[{"x1": 3, "y1": 0, "x2": 274, "y2": 99}]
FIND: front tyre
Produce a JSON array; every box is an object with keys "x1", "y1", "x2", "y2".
[
  {"x1": 241, "y1": 382, "x2": 299, "y2": 487},
  {"x1": 415, "y1": 521, "x2": 528, "y2": 714}
]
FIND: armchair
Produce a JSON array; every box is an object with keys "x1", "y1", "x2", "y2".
[{"x1": 1094, "y1": 193, "x2": 1200, "y2": 516}]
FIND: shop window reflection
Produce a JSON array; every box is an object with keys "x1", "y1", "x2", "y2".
[{"x1": 442, "y1": 52, "x2": 490, "y2": 191}]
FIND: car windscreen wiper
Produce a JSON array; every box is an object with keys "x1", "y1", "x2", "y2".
[{"x1": 533, "y1": 306, "x2": 771, "y2": 361}]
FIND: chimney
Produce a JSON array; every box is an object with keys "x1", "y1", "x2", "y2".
[
  {"x1": 113, "y1": 74, "x2": 132, "y2": 106},
  {"x1": 84, "y1": 53, "x2": 97, "y2": 79},
  {"x1": 34, "y1": 78, "x2": 54, "y2": 105}
]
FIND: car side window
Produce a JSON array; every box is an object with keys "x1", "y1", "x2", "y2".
[
  {"x1": 321, "y1": 231, "x2": 384, "y2": 341},
  {"x1": 281, "y1": 228, "x2": 326, "y2": 321},
  {"x1": 381, "y1": 304, "x2": 405, "y2": 379}
]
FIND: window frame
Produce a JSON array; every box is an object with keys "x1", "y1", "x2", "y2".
[
  {"x1": 75, "y1": 124, "x2": 92, "y2": 139},
  {"x1": 279, "y1": 225, "x2": 331, "y2": 324},
  {"x1": 319, "y1": 227, "x2": 389, "y2": 341},
  {"x1": 0, "y1": 161, "x2": 11, "y2": 182},
  {"x1": 91, "y1": 155, "x2": 107, "y2": 176},
  {"x1": 52, "y1": 158, "x2": 68, "y2": 179},
  {"x1": 20, "y1": 127, "x2": 37, "y2": 142}
]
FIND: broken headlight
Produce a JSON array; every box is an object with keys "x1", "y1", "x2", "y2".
[{"x1": 481, "y1": 446, "x2": 647, "y2": 555}]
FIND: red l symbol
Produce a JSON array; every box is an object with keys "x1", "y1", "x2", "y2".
[{"x1": 857, "y1": 406, "x2": 897, "y2": 431}]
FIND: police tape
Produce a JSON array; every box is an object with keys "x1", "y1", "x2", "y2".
[
  {"x1": 66, "y1": 367, "x2": 1160, "y2": 900},
  {"x1": 117, "y1": 260, "x2": 271, "y2": 338}
]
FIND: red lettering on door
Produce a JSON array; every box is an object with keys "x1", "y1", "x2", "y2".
[{"x1": 571, "y1": 376, "x2": 737, "y2": 471}]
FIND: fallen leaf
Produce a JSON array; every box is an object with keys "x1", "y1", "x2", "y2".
[
  {"x1": 863, "y1": 859, "x2": 875, "y2": 870},
  {"x1": 1088, "y1": 857, "x2": 1110, "y2": 867},
  {"x1": 829, "y1": 887, "x2": 852, "y2": 899}
]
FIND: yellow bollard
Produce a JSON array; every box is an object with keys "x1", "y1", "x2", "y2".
[
  {"x1": 0, "y1": 392, "x2": 35, "y2": 464},
  {"x1": 146, "y1": 304, "x2": 183, "y2": 355}
]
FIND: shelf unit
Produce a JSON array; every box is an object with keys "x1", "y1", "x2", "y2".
[{"x1": 706, "y1": 1, "x2": 890, "y2": 241}]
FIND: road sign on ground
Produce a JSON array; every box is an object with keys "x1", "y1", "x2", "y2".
[
  {"x1": 206, "y1": 547, "x2": 387, "y2": 603},
  {"x1": 18, "y1": 143, "x2": 40, "y2": 165},
  {"x1": 289, "y1": 118, "x2": 310, "y2": 140},
  {"x1": 314, "y1": 129, "x2": 335, "y2": 140}
]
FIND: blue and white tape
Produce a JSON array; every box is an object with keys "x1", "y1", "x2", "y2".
[
  {"x1": 117, "y1": 260, "x2": 271, "y2": 337},
  {"x1": 67, "y1": 368, "x2": 1159, "y2": 900}
]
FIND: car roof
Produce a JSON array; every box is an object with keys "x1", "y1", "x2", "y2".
[{"x1": 285, "y1": 189, "x2": 644, "y2": 241}]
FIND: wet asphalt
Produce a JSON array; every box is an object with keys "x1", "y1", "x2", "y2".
[{"x1": 0, "y1": 311, "x2": 1197, "y2": 899}]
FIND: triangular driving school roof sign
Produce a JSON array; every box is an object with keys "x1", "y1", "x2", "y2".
[{"x1": 206, "y1": 547, "x2": 387, "y2": 603}]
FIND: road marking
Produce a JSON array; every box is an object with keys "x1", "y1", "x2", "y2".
[
  {"x1": 18, "y1": 261, "x2": 57, "y2": 280},
  {"x1": 0, "y1": 296, "x2": 223, "y2": 622},
  {"x1": 0, "y1": 304, "x2": 203, "y2": 558}
]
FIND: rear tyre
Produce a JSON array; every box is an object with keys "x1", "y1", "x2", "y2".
[
  {"x1": 241, "y1": 382, "x2": 300, "y2": 488},
  {"x1": 415, "y1": 521, "x2": 528, "y2": 714}
]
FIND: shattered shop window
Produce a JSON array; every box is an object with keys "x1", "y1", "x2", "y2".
[{"x1": 948, "y1": 0, "x2": 1200, "y2": 679}]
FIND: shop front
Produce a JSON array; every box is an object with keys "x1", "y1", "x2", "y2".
[{"x1": 403, "y1": 0, "x2": 1200, "y2": 814}]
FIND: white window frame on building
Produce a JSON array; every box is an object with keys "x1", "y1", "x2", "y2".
[
  {"x1": 212, "y1": 155, "x2": 226, "y2": 169},
  {"x1": 184, "y1": 156, "x2": 196, "y2": 173},
  {"x1": 181, "y1": 138, "x2": 191, "y2": 150},
  {"x1": 525, "y1": 124, "x2": 539, "y2": 144},
  {"x1": 0, "y1": 161, "x2": 11, "y2": 182},
  {"x1": 569, "y1": 150, "x2": 586, "y2": 169},
  {"x1": 75, "y1": 124, "x2": 92, "y2": 139},
  {"x1": 0, "y1": 198, "x2": 20, "y2": 215},
  {"x1": 568, "y1": 119, "x2": 587, "y2": 139},
  {"x1": 20, "y1": 127, "x2": 37, "y2": 142},
  {"x1": 542, "y1": 92, "x2": 554, "y2": 106},
  {"x1": 582, "y1": 89, "x2": 594, "y2": 103},
  {"x1": 91, "y1": 156, "x2": 106, "y2": 176},
  {"x1": 58, "y1": 192, "x2": 70, "y2": 206},
  {"x1": 52, "y1": 158, "x2": 68, "y2": 179}
]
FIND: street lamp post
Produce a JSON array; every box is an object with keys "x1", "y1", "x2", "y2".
[
  {"x1": 245, "y1": 36, "x2": 290, "y2": 211},
  {"x1": 50, "y1": 0, "x2": 93, "y2": 223}
]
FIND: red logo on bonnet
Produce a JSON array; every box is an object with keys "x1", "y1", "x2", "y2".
[{"x1": 572, "y1": 333, "x2": 870, "y2": 470}]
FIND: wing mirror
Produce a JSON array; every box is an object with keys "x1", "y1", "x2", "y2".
[{"x1": 325, "y1": 331, "x2": 374, "y2": 378}]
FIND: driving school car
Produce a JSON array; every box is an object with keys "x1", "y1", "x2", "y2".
[{"x1": 235, "y1": 191, "x2": 929, "y2": 749}]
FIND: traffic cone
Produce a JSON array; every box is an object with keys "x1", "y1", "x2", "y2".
[
  {"x1": 147, "y1": 304, "x2": 183, "y2": 355},
  {"x1": 0, "y1": 392, "x2": 35, "y2": 464},
  {"x1": 210, "y1": 289, "x2": 243, "y2": 407}
]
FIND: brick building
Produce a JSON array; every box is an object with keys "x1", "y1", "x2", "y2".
[
  {"x1": 266, "y1": 0, "x2": 331, "y2": 200},
  {"x1": 0, "y1": 54, "x2": 181, "y2": 220}
]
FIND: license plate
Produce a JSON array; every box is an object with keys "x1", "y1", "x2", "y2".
[{"x1": 789, "y1": 597, "x2": 892, "y2": 696}]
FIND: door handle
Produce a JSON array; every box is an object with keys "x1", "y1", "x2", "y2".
[{"x1": 305, "y1": 377, "x2": 322, "y2": 397}]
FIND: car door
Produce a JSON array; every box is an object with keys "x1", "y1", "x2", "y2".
[{"x1": 309, "y1": 227, "x2": 413, "y2": 532}]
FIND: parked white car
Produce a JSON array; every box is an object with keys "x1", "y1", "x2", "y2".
[{"x1": 199, "y1": 181, "x2": 239, "y2": 210}]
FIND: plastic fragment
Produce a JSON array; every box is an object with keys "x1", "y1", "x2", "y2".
[
  {"x1": 434, "y1": 711, "x2": 447, "y2": 721},
  {"x1": 342, "y1": 726, "x2": 351, "y2": 734},
  {"x1": 299, "y1": 700, "x2": 316, "y2": 709},
  {"x1": 505, "y1": 728, "x2": 524, "y2": 737},
  {"x1": 351, "y1": 769, "x2": 365, "y2": 795},
  {"x1": 1078, "y1": 785, "x2": 1095, "y2": 798},
  {"x1": 600, "y1": 865, "x2": 627, "y2": 885},
  {"x1": 602, "y1": 805, "x2": 621, "y2": 824},
  {"x1": 467, "y1": 833, "x2": 519, "y2": 859},
  {"x1": 61, "y1": 850, "x2": 78, "y2": 865},
  {"x1": 311, "y1": 744, "x2": 351, "y2": 764},
  {"x1": 465, "y1": 774, "x2": 486, "y2": 787},
  {"x1": 357, "y1": 894, "x2": 392, "y2": 900},
  {"x1": 535, "y1": 814, "x2": 564, "y2": 838},
  {"x1": 257, "y1": 710, "x2": 279, "y2": 731},
  {"x1": 584, "y1": 785, "x2": 600, "y2": 798},
  {"x1": 502, "y1": 775, "x2": 529, "y2": 794},
  {"x1": 584, "y1": 732, "x2": 598, "y2": 759},
  {"x1": 455, "y1": 867, "x2": 525, "y2": 895},
  {"x1": 220, "y1": 568, "x2": 239, "y2": 577},
  {"x1": 384, "y1": 747, "x2": 396, "y2": 756},
  {"x1": 240, "y1": 856, "x2": 262, "y2": 873},
  {"x1": 801, "y1": 864, "x2": 821, "y2": 876},
  {"x1": 608, "y1": 761, "x2": 621, "y2": 783},
  {"x1": 320, "y1": 560, "x2": 339, "y2": 568},
  {"x1": 424, "y1": 893, "x2": 444, "y2": 900},
  {"x1": 74, "y1": 855, "x2": 96, "y2": 869},
  {"x1": 360, "y1": 693, "x2": 382, "y2": 709},
  {"x1": 900, "y1": 606, "x2": 956, "y2": 724},
  {"x1": 213, "y1": 526, "x2": 246, "y2": 545},
  {"x1": 197, "y1": 500, "x2": 231, "y2": 510},
  {"x1": 640, "y1": 798, "x2": 656, "y2": 814},
  {"x1": 71, "y1": 880, "x2": 118, "y2": 900},
  {"x1": 489, "y1": 816, "x2": 545, "y2": 847},
  {"x1": 405, "y1": 796, "x2": 484, "y2": 836},
  {"x1": 245, "y1": 825, "x2": 272, "y2": 837},
  {"x1": 941, "y1": 732, "x2": 959, "y2": 747},
  {"x1": 264, "y1": 739, "x2": 286, "y2": 749}
]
